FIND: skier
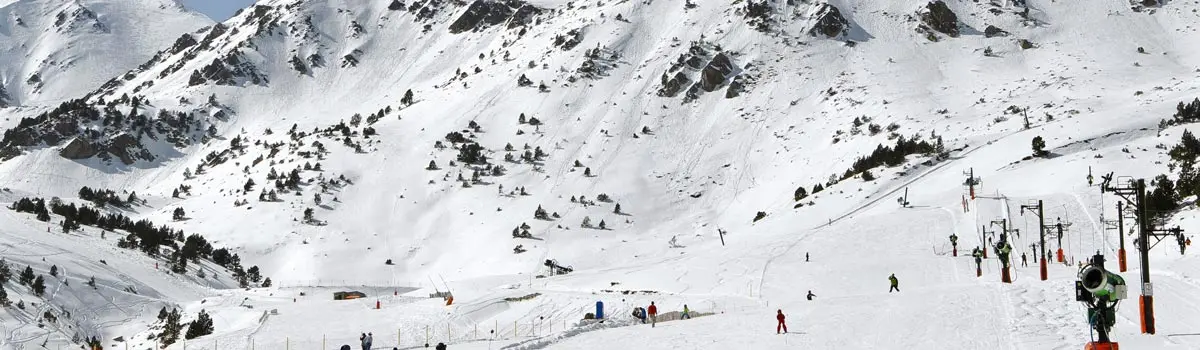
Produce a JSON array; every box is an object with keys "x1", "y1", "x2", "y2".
[
  {"x1": 888, "y1": 273, "x2": 899, "y2": 293},
  {"x1": 776, "y1": 309, "x2": 788, "y2": 334},
  {"x1": 682, "y1": 304, "x2": 691, "y2": 319},
  {"x1": 648, "y1": 302, "x2": 658, "y2": 327},
  {"x1": 807, "y1": 290, "x2": 816, "y2": 300},
  {"x1": 806, "y1": 252, "x2": 810, "y2": 262},
  {"x1": 1021, "y1": 252, "x2": 1028, "y2": 267},
  {"x1": 366, "y1": 332, "x2": 373, "y2": 349},
  {"x1": 359, "y1": 333, "x2": 368, "y2": 350}
]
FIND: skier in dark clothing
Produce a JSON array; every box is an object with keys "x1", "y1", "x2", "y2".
[
  {"x1": 807, "y1": 290, "x2": 816, "y2": 300},
  {"x1": 1021, "y1": 253, "x2": 1028, "y2": 267},
  {"x1": 776, "y1": 309, "x2": 788, "y2": 334},
  {"x1": 888, "y1": 273, "x2": 899, "y2": 292}
]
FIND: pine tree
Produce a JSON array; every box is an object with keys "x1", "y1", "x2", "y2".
[
  {"x1": 401, "y1": 89, "x2": 414, "y2": 105},
  {"x1": 247, "y1": 266, "x2": 262, "y2": 283},
  {"x1": 244, "y1": 179, "x2": 255, "y2": 192},
  {"x1": 19, "y1": 266, "x2": 34, "y2": 286},
  {"x1": 185, "y1": 310, "x2": 214, "y2": 339},
  {"x1": 158, "y1": 307, "x2": 169, "y2": 321},
  {"x1": 314, "y1": 193, "x2": 323, "y2": 206},
  {"x1": 599, "y1": 220, "x2": 607, "y2": 230},
  {"x1": 794, "y1": 187, "x2": 808, "y2": 201},
  {"x1": 173, "y1": 207, "x2": 186, "y2": 221},
  {"x1": 262, "y1": 277, "x2": 272, "y2": 287},
  {"x1": 426, "y1": 160, "x2": 438, "y2": 170},
  {"x1": 518, "y1": 113, "x2": 527, "y2": 124},
  {"x1": 614, "y1": 203, "x2": 622, "y2": 214},
  {"x1": 581, "y1": 216, "x2": 592, "y2": 228},
  {"x1": 1032, "y1": 136, "x2": 1047, "y2": 157},
  {"x1": 161, "y1": 309, "x2": 183, "y2": 345},
  {"x1": 0, "y1": 259, "x2": 11, "y2": 285},
  {"x1": 584, "y1": 167, "x2": 592, "y2": 177},
  {"x1": 127, "y1": 191, "x2": 139, "y2": 204},
  {"x1": 304, "y1": 208, "x2": 315, "y2": 222},
  {"x1": 32, "y1": 275, "x2": 45, "y2": 296},
  {"x1": 172, "y1": 188, "x2": 180, "y2": 198},
  {"x1": 49, "y1": 265, "x2": 57, "y2": 277},
  {"x1": 0, "y1": 286, "x2": 7, "y2": 306}
]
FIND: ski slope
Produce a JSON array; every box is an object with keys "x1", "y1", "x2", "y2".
[{"x1": 0, "y1": 0, "x2": 1199, "y2": 348}]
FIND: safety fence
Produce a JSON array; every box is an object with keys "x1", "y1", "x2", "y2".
[
  {"x1": 157, "y1": 313, "x2": 600, "y2": 350},
  {"x1": 138, "y1": 303, "x2": 748, "y2": 350}
]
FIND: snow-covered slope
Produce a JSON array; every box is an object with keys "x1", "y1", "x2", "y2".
[
  {"x1": 0, "y1": 0, "x2": 1200, "y2": 348},
  {"x1": 0, "y1": 0, "x2": 212, "y2": 107}
]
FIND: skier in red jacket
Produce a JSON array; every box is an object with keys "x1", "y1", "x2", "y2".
[
  {"x1": 648, "y1": 302, "x2": 658, "y2": 327},
  {"x1": 776, "y1": 309, "x2": 788, "y2": 334}
]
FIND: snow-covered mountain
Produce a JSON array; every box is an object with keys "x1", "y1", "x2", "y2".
[
  {"x1": 0, "y1": 0, "x2": 212, "y2": 107},
  {"x1": 1, "y1": 0, "x2": 1200, "y2": 348}
]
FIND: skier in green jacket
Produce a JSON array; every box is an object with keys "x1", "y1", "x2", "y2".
[{"x1": 889, "y1": 273, "x2": 899, "y2": 292}]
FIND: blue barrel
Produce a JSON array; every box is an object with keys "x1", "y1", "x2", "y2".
[{"x1": 595, "y1": 301, "x2": 605, "y2": 319}]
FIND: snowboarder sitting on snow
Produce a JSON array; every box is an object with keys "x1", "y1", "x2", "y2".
[
  {"x1": 888, "y1": 273, "x2": 900, "y2": 293},
  {"x1": 807, "y1": 290, "x2": 816, "y2": 300},
  {"x1": 632, "y1": 307, "x2": 646, "y2": 323}
]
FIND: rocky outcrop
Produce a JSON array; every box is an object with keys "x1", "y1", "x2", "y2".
[
  {"x1": 448, "y1": 0, "x2": 540, "y2": 34},
  {"x1": 919, "y1": 1, "x2": 959, "y2": 37},
  {"x1": 657, "y1": 72, "x2": 690, "y2": 98},
  {"x1": 102, "y1": 134, "x2": 141, "y2": 165},
  {"x1": 984, "y1": 25, "x2": 1009, "y2": 38},
  {"x1": 808, "y1": 3, "x2": 850, "y2": 38},
  {"x1": 188, "y1": 52, "x2": 267, "y2": 86},
  {"x1": 59, "y1": 138, "x2": 98, "y2": 159},
  {"x1": 699, "y1": 53, "x2": 735, "y2": 92}
]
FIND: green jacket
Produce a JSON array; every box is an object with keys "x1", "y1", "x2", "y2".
[{"x1": 888, "y1": 276, "x2": 898, "y2": 286}]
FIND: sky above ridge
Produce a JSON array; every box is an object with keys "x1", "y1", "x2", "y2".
[{"x1": 182, "y1": 0, "x2": 254, "y2": 21}]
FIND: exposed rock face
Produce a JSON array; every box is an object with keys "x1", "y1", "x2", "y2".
[
  {"x1": 103, "y1": 134, "x2": 141, "y2": 165},
  {"x1": 657, "y1": 72, "x2": 691, "y2": 98},
  {"x1": 808, "y1": 3, "x2": 850, "y2": 38},
  {"x1": 699, "y1": 53, "x2": 735, "y2": 92},
  {"x1": 448, "y1": 0, "x2": 540, "y2": 34},
  {"x1": 984, "y1": 25, "x2": 1008, "y2": 38},
  {"x1": 59, "y1": 138, "x2": 98, "y2": 159},
  {"x1": 920, "y1": 1, "x2": 959, "y2": 37}
]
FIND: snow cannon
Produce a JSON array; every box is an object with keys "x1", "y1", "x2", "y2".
[
  {"x1": 1079, "y1": 264, "x2": 1127, "y2": 302},
  {"x1": 1075, "y1": 254, "x2": 1124, "y2": 349}
]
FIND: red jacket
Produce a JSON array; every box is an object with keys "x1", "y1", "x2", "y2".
[
  {"x1": 648, "y1": 305, "x2": 657, "y2": 315},
  {"x1": 777, "y1": 313, "x2": 785, "y2": 322}
]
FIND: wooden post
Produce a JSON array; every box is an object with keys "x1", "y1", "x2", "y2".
[
  {"x1": 426, "y1": 325, "x2": 430, "y2": 345},
  {"x1": 322, "y1": 335, "x2": 325, "y2": 350}
]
